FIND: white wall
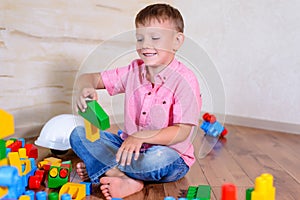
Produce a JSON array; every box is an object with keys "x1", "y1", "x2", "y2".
[
  {"x1": 174, "y1": 0, "x2": 300, "y2": 133},
  {"x1": 1, "y1": 0, "x2": 299, "y2": 138}
]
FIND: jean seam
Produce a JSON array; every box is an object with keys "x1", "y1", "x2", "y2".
[
  {"x1": 99, "y1": 131, "x2": 123, "y2": 148},
  {"x1": 122, "y1": 157, "x2": 188, "y2": 181},
  {"x1": 90, "y1": 163, "x2": 118, "y2": 183},
  {"x1": 128, "y1": 154, "x2": 186, "y2": 174}
]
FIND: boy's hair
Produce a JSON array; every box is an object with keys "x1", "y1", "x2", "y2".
[{"x1": 135, "y1": 3, "x2": 184, "y2": 33}]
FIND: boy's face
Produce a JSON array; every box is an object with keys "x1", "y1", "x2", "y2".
[{"x1": 136, "y1": 19, "x2": 183, "y2": 68}]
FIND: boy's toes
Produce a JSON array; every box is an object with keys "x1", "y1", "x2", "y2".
[{"x1": 76, "y1": 162, "x2": 90, "y2": 181}]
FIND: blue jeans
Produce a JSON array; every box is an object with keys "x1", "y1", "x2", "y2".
[{"x1": 69, "y1": 126, "x2": 189, "y2": 184}]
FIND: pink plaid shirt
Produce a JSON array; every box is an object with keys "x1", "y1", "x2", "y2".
[{"x1": 101, "y1": 58, "x2": 202, "y2": 167}]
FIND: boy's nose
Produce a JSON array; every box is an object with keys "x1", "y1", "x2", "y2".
[{"x1": 140, "y1": 38, "x2": 153, "y2": 49}]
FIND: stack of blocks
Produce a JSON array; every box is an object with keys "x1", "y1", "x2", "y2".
[
  {"x1": 78, "y1": 100, "x2": 110, "y2": 142},
  {"x1": 246, "y1": 173, "x2": 276, "y2": 200}
]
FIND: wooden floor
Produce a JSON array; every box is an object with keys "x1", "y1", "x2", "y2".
[{"x1": 36, "y1": 124, "x2": 300, "y2": 200}]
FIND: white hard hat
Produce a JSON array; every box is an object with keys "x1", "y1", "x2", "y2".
[{"x1": 35, "y1": 114, "x2": 84, "y2": 151}]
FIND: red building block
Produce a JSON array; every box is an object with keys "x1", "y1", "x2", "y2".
[
  {"x1": 24, "y1": 144, "x2": 38, "y2": 159},
  {"x1": 7, "y1": 141, "x2": 22, "y2": 152},
  {"x1": 221, "y1": 183, "x2": 237, "y2": 200}
]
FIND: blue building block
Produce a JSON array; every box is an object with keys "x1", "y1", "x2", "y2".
[
  {"x1": 36, "y1": 191, "x2": 47, "y2": 200},
  {"x1": 201, "y1": 121, "x2": 225, "y2": 137},
  {"x1": 24, "y1": 190, "x2": 35, "y2": 200},
  {"x1": 80, "y1": 181, "x2": 92, "y2": 195},
  {"x1": 18, "y1": 138, "x2": 26, "y2": 148},
  {"x1": 200, "y1": 113, "x2": 227, "y2": 137},
  {"x1": 164, "y1": 197, "x2": 176, "y2": 200},
  {"x1": 61, "y1": 193, "x2": 72, "y2": 200},
  {"x1": 0, "y1": 166, "x2": 24, "y2": 199}
]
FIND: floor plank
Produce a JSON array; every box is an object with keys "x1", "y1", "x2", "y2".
[
  {"x1": 237, "y1": 126, "x2": 300, "y2": 183},
  {"x1": 224, "y1": 125, "x2": 300, "y2": 200}
]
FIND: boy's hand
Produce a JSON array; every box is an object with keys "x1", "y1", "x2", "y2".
[
  {"x1": 75, "y1": 88, "x2": 98, "y2": 112},
  {"x1": 116, "y1": 135, "x2": 143, "y2": 166}
]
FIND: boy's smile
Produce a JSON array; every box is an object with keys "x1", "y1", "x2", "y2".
[{"x1": 136, "y1": 19, "x2": 184, "y2": 71}]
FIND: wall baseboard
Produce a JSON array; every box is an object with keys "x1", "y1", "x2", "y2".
[
  {"x1": 224, "y1": 114, "x2": 300, "y2": 135},
  {"x1": 110, "y1": 113, "x2": 300, "y2": 135},
  {"x1": 10, "y1": 113, "x2": 300, "y2": 139}
]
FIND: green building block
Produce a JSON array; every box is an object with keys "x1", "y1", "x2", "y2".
[
  {"x1": 78, "y1": 100, "x2": 110, "y2": 130},
  {"x1": 246, "y1": 188, "x2": 254, "y2": 200},
  {"x1": 196, "y1": 185, "x2": 211, "y2": 200},
  {"x1": 0, "y1": 139, "x2": 6, "y2": 160},
  {"x1": 186, "y1": 185, "x2": 211, "y2": 200},
  {"x1": 187, "y1": 186, "x2": 197, "y2": 199},
  {"x1": 48, "y1": 192, "x2": 59, "y2": 200},
  {"x1": 48, "y1": 165, "x2": 70, "y2": 188}
]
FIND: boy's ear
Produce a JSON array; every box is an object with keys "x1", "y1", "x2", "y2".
[{"x1": 173, "y1": 32, "x2": 184, "y2": 52}]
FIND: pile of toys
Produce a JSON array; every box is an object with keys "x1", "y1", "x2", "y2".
[
  {"x1": 1, "y1": 105, "x2": 276, "y2": 200},
  {"x1": 163, "y1": 173, "x2": 275, "y2": 200},
  {"x1": 0, "y1": 109, "x2": 92, "y2": 200}
]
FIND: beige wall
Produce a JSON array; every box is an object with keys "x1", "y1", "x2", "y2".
[
  {"x1": 0, "y1": 0, "x2": 171, "y2": 138},
  {"x1": 1, "y1": 0, "x2": 299, "y2": 138}
]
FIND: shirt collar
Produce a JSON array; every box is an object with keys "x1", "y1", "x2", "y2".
[{"x1": 140, "y1": 58, "x2": 179, "y2": 84}]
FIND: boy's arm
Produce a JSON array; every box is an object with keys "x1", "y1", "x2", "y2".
[
  {"x1": 116, "y1": 124, "x2": 192, "y2": 166},
  {"x1": 135, "y1": 123, "x2": 192, "y2": 145},
  {"x1": 75, "y1": 73, "x2": 105, "y2": 112}
]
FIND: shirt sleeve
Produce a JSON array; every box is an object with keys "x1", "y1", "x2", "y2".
[
  {"x1": 172, "y1": 72, "x2": 202, "y2": 126},
  {"x1": 100, "y1": 61, "x2": 136, "y2": 96},
  {"x1": 101, "y1": 59, "x2": 144, "y2": 96}
]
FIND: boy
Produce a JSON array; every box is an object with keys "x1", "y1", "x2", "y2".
[{"x1": 71, "y1": 3, "x2": 202, "y2": 199}]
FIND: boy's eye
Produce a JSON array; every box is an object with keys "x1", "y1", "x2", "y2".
[
  {"x1": 136, "y1": 38, "x2": 143, "y2": 42},
  {"x1": 152, "y1": 37, "x2": 160, "y2": 40}
]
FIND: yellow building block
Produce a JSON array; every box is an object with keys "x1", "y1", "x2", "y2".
[
  {"x1": 5, "y1": 140, "x2": 14, "y2": 147},
  {"x1": 20, "y1": 159, "x2": 32, "y2": 175},
  {"x1": 7, "y1": 152, "x2": 22, "y2": 176},
  {"x1": 19, "y1": 148, "x2": 28, "y2": 159},
  {"x1": 0, "y1": 109, "x2": 14, "y2": 139},
  {"x1": 0, "y1": 186, "x2": 8, "y2": 199},
  {"x1": 251, "y1": 173, "x2": 276, "y2": 200},
  {"x1": 44, "y1": 157, "x2": 62, "y2": 165},
  {"x1": 0, "y1": 158, "x2": 8, "y2": 166},
  {"x1": 6, "y1": 151, "x2": 32, "y2": 176},
  {"x1": 38, "y1": 157, "x2": 62, "y2": 169},
  {"x1": 38, "y1": 160, "x2": 48, "y2": 169},
  {"x1": 19, "y1": 195, "x2": 30, "y2": 200},
  {"x1": 84, "y1": 119, "x2": 100, "y2": 142},
  {"x1": 59, "y1": 182, "x2": 86, "y2": 200}
]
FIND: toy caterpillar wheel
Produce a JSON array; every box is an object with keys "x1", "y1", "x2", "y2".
[{"x1": 50, "y1": 149, "x2": 69, "y2": 155}]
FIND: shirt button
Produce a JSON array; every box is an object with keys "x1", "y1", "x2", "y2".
[{"x1": 142, "y1": 112, "x2": 146, "y2": 115}]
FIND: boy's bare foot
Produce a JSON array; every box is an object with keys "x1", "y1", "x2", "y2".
[
  {"x1": 100, "y1": 176, "x2": 144, "y2": 200},
  {"x1": 76, "y1": 162, "x2": 90, "y2": 181}
]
